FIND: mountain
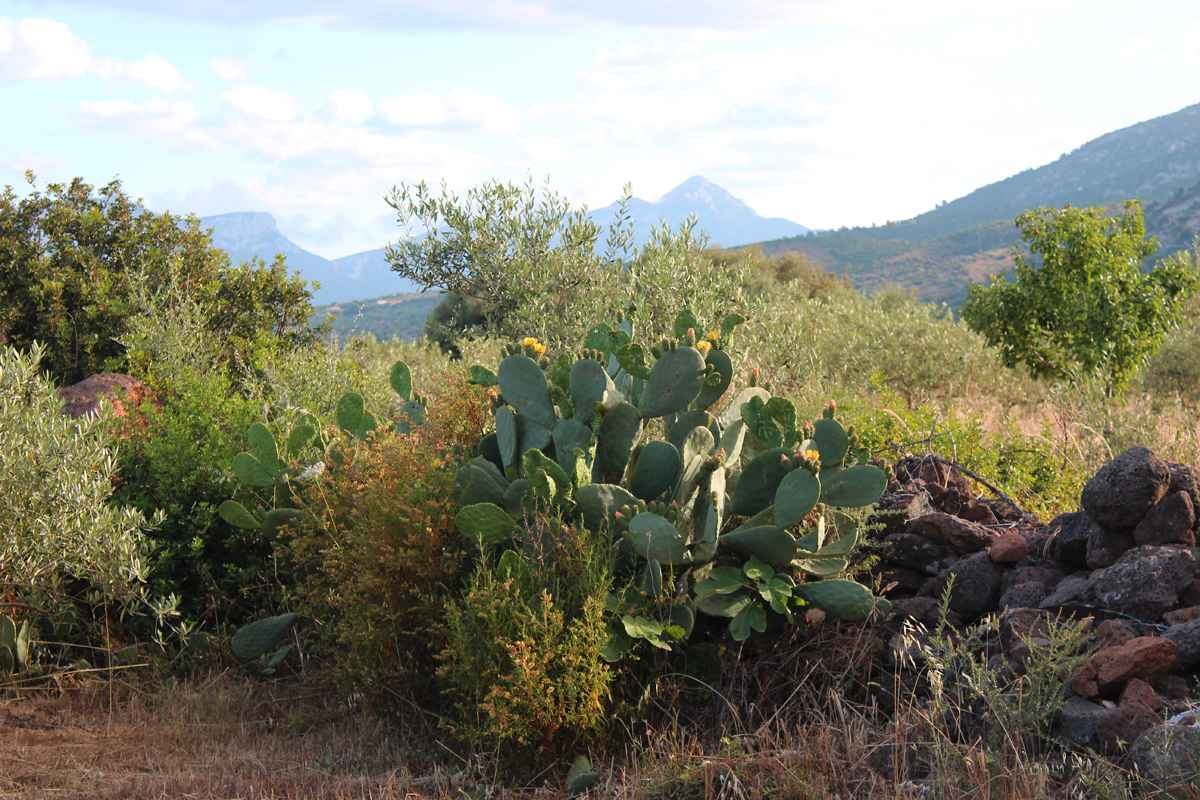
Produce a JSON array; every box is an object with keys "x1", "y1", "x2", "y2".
[
  {"x1": 761, "y1": 101, "x2": 1200, "y2": 304},
  {"x1": 590, "y1": 176, "x2": 809, "y2": 247},
  {"x1": 200, "y1": 212, "x2": 419, "y2": 304}
]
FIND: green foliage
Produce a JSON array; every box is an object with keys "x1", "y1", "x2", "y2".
[
  {"x1": 0, "y1": 344, "x2": 158, "y2": 631},
  {"x1": 447, "y1": 312, "x2": 890, "y2": 665},
  {"x1": 385, "y1": 180, "x2": 758, "y2": 353},
  {"x1": 283, "y1": 380, "x2": 487, "y2": 707},
  {"x1": 963, "y1": 201, "x2": 1199, "y2": 393},
  {"x1": 231, "y1": 612, "x2": 298, "y2": 671},
  {"x1": 0, "y1": 174, "x2": 317, "y2": 385},
  {"x1": 438, "y1": 515, "x2": 613, "y2": 753}
]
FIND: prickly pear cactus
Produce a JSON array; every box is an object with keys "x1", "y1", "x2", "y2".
[{"x1": 454, "y1": 310, "x2": 891, "y2": 655}]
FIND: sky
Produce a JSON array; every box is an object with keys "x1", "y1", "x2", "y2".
[{"x1": 2, "y1": 0, "x2": 1199, "y2": 258}]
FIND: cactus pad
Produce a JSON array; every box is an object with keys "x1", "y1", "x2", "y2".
[
  {"x1": 630, "y1": 440, "x2": 683, "y2": 501},
  {"x1": 819, "y1": 464, "x2": 887, "y2": 507},
  {"x1": 639, "y1": 347, "x2": 706, "y2": 418},
  {"x1": 232, "y1": 613, "x2": 299, "y2": 662}
]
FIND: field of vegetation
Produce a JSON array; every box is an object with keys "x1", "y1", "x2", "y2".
[{"x1": 2, "y1": 175, "x2": 1200, "y2": 799}]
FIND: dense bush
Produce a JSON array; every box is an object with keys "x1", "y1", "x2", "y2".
[
  {"x1": 438, "y1": 516, "x2": 613, "y2": 752},
  {"x1": 0, "y1": 174, "x2": 317, "y2": 385},
  {"x1": 0, "y1": 344, "x2": 158, "y2": 629},
  {"x1": 284, "y1": 376, "x2": 489, "y2": 702}
]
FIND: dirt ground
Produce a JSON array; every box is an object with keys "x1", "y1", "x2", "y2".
[{"x1": 0, "y1": 676, "x2": 475, "y2": 800}]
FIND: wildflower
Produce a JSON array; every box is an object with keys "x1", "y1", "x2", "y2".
[{"x1": 696, "y1": 340, "x2": 712, "y2": 355}]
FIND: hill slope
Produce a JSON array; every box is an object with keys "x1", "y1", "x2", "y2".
[
  {"x1": 590, "y1": 176, "x2": 809, "y2": 247},
  {"x1": 762, "y1": 101, "x2": 1200, "y2": 304}
]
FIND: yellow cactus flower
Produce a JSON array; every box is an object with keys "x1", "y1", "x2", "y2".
[
  {"x1": 802, "y1": 448, "x2": 821, "y2": 463},
  {"x1": 520, "y1": 336, "x2": 539, "y2": 349},
  {"x1": 705, "y1": 329, "x2": 720, "y2": 342},
  {"x1": 696, "y1": 340, "x2": 712, "y2": 355},
  {"x1": 533, "y1": 343, "x2": 547, "y2": 356}
]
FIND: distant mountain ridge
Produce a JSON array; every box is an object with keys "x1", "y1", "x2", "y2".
[
  {"x1": 200, "y1": 212, "x2": 419, "y2": 305},
  {"x1": 201, "y1": 176, "x2": 809, "y2": 305},
  {"x1": 590, "y1": 176, "x2": 809, "y2": 247},
  {"x1": 760, "y1": 101, "x2": 1200, "y2": 304}
]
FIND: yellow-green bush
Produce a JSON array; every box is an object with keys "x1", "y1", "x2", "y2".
[
  {"x1": 437, "y1": 516, "x2": 613, "y2": 754},
  {"x1": 285, "y1": 374, "x2": 489, "y2": 704}
]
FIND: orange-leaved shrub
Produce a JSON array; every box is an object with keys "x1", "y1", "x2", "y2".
[{"x1": 285, "y1": 374, "x2": 489, "y2": 705}]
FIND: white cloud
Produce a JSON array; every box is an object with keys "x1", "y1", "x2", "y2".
[
  {"x1": 0, "y1": 18, "x2": 91, "y2": 80},
  {"x1": 377, "y1": 90, "x2": 520, "y2": 134},
  {"x1": 328, "y1": 88, "x2": 374, "y2": 124},
  {"x1": 78, "y1": 98, "x2": 217, "y2": 147},
  {"x1": 209, "y1": 56, "x2": 249, "y2": 82},
  {"x1": 223, "y1": 85, "x2": 299, "y2": 122},
  {"x1": 0, "y1": 17, "x2": 185, "y2": 91}
]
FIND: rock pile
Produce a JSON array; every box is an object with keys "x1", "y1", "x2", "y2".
[{"x1": 872, "y1": 447, "x2": 1200, "y2": 780}]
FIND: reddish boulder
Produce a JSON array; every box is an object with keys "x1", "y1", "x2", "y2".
[
  {"x1": 58, "y1": 373, "x2": 152, "y2": 419},
  {"x1": 909, "y1": 512, "x2": 994, "y2": 554},
  {"x1": 1071, "y1": 636, "x2": 1178, "y2": 698},
  {"x1": 989, "y1": 531, "x2": 1027, "y2": 564}
]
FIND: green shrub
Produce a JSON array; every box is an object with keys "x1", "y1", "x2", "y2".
[
  {"x1": 0, "y1": 174, "x2": 316, "y2": 385},
  {"x1": 437, "y1": 514, "x2": 614, "y2": 752},
  {"x1": 284, "y1": 375, "x2": 489, "y2": 705},
  {"x1": 0, "y1": 343, "x2": 158, "y2": 631}
]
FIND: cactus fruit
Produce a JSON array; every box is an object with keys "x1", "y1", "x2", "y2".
[{"x1": 576, "y1": 482, "x2": 638, "y2": 532}]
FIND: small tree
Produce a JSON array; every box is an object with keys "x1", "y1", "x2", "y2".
[
  {"x1": 384, "y1": 178, "x2": 611, "y2": 347},
  {"x1": 0, "y1": 173, "x2": 317, "y2": 385},
  {"x1": 962, "y1": 201, "x2": 1199, "y2": 394}
]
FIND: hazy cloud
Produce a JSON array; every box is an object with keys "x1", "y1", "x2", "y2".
[
  {"x1": 0, "y1": 17, "x2": 184, "y2": 89},
  {"x1": 209, "y1": 56, "x2": 248, "y2": 81},
  {"x1": 27, "y1": 0, "x2": 818, "y2": 30}
]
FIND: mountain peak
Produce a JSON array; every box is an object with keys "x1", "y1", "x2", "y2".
[
  {"x1": 660, "y1": 175, "x2": 738, "y2": 205},
  {"x1": 201, "y1": 211, "x2": 280, "y2": 236}
]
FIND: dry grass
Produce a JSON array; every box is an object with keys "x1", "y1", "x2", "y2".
[
  {"x1": 0, "y1": 673, "x2": 482, "y2": 800},
  {"x1": 0, "y1": 646, "x2": 1141, "y2": 800}
]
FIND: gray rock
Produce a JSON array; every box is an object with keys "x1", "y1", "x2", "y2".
[
  {"x1": 1082, "y1": 447, "x2": 1170, "y2": 532},
  {"x1": 999, "y1": 581, "x2": 1047, "y2": 610},
  {"x1": 1167, "y1": 463, "x2": 1200, "y2": 527},
  {"x1": 1133, "y1": 491, "x2": 1196, "y2": 547},
  {"x1": 1127, "y1": 724, "x2": 1200, "y2": 797},
  {"x1": 937, "y1": 552, "x2": 1002, "y2": 620},
  {"x1": 1048, "y1": 512, "x2": 1096, "y2": 571},
  {"x1": 1086, "y1": 525, "x2": 1135, "y2": 570},
  {"x1": 1090, "y1": 546, "x2": 1197, "y2": 621},
  {"x1": 1057, "y1": 696, "x2": 1113, "y2": 748},
  {"x1": 1164, "y1": 618, "x2": 1200, "y2": 669},
  {"x1": 1040, "y1": 574, "x2": 1092, "y2": 610},
  {"x1": 884, "y1": 533, "x2": 950, "y2": 574}
]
